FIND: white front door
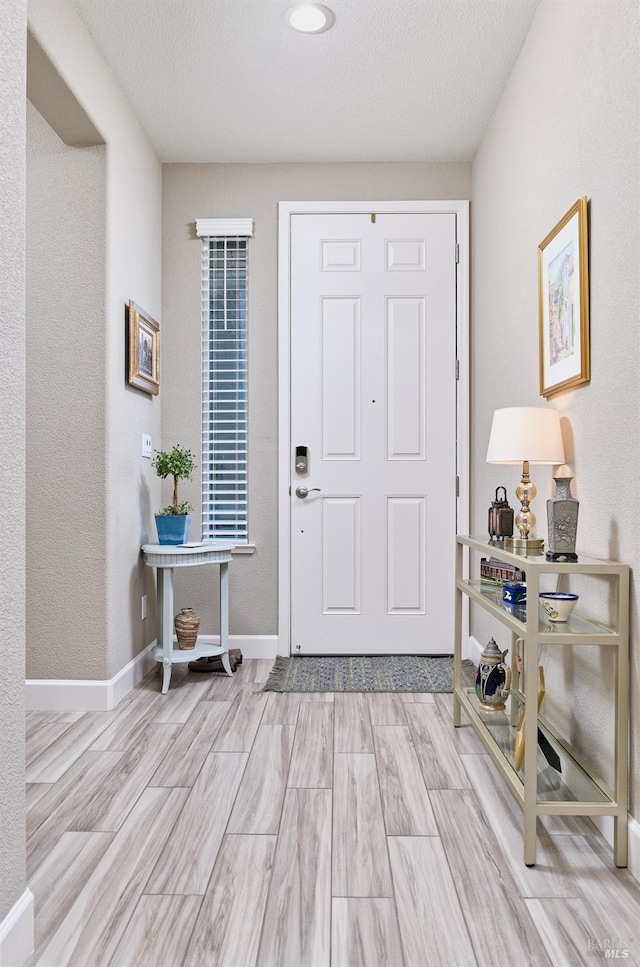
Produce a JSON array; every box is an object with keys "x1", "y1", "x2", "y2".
[{"x1": 289, "y1": 211, "x2": 458, "y2": 655}]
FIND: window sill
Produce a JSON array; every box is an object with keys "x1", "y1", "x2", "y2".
[{"x1": 231, "y1": 544, "x2": 256, "y2": 556}]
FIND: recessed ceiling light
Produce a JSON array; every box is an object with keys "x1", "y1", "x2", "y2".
[{"x1": 286, "y1": 3, "x2": 335, "y2": 34}]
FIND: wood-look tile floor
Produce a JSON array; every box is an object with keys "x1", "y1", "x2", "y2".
[{"x1": 25, "y1": 659, "x2": 640, "y2": 967}]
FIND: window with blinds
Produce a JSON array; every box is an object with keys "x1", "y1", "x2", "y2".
[{"x1": 200, "y1": 231, "x2": 249, "y2": 542}]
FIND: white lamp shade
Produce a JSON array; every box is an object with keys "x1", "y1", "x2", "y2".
[{"x1": 486, "y1": 407, "x2": 565, "y2": 465}]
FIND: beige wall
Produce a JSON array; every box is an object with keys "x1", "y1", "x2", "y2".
[
  {"x1": 472, "y1": 2, "x2": 640, "y2": 811},
  {"x1": 0, "y1": 0, "x2": 27, "y2": 928},
  {"x1": 26, "y1": 103, "x2": 108, "y2": 679},
  {"x1": 27, "y1": 0, "x2": 163, "y2": 681},
  {"x1": 162, "y1": 162, "x2": 471, "y2": 636}
]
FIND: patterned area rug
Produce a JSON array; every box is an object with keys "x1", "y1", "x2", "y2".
[{"x1": 262, "y1": 655, "x2": 476, "y2": 693}]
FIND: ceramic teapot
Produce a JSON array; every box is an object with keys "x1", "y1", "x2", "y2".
[{"x1": 475, "y1": 637, "x2": 511, "y2": 711}]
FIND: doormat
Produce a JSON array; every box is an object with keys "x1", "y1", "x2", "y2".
[{"x1": 262, "y1": 655, "x2": 477, "y2": 693}]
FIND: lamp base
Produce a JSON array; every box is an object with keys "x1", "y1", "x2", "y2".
[{"x1": 504, "y1": 536, "x2": 544, "y2": 556}]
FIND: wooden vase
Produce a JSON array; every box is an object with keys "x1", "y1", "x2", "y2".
[{"x1": 174, "y1": 607, "x2": 200, "y2": 650}]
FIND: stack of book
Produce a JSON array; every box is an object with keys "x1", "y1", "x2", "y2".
[{"x1": 480, "y1": 557, "x2": 526, "y2": 587}]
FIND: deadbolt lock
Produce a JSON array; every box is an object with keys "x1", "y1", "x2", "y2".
[{"x1": 295, "y1": 445, "x2": 308, "y2": 474}]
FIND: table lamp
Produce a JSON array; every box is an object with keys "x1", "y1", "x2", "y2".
[{"x1": 486, "y1": 407, "x2": 565, "y2": 554}]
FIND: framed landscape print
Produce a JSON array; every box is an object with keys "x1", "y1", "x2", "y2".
[
  {"x1": 128, "y1": 300, "x2": 160, "y2": 395},
  {"x1": 538, "y1": 197, "x2": 590, "y2": 398}
]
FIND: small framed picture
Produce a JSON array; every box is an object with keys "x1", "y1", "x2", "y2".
[
  {"x1": 538, "y1": 197, "x2": 590, "y2": 398},
  {"x1": 128, "y1": 300, "x2": 160, "y2": 395}
]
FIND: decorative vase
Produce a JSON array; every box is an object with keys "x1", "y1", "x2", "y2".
[
  {"x1": 475, "y1": 637, "x2": 511, "y2": 711},
  {"x1": 546, "y1": 471, "x2": 579, "y2": 561},
  {"x1": 155, "y1": 513, "x2": 192, "y2": 546},
  {"x1": 174, "y1": 607, "x2": 200, "y2": 650}
]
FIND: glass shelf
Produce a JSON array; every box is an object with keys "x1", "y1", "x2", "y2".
[
  {"x1": 463, "y1": 580, "x2": 617, "y2": 637},
  {"x1": 459, "y1": 687, "x2": 612, "y2": 805},
  {"x1": 465, "y1": 536, "x2": 621, "y2": 569}
]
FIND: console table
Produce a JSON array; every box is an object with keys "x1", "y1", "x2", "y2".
[
  {"x1": 142, "y1": 542, "x2": 236, "y2": 693},
  {"x1": 454, "y1": 535, "x2": 629, "y2": 867}
]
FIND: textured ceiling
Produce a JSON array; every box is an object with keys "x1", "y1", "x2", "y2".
[{"x1": 69, "y1": 0, "x2": 540, "y2": 163}]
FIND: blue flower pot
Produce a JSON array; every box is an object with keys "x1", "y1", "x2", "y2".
[{"x1": 154, "y1": 514, "x2": 192, "y2": 545}]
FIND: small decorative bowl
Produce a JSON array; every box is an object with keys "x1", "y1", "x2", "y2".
[{"x1": 539, "y1": 591, "x2": 579, "y2": 622}]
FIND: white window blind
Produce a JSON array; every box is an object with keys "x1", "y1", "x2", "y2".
[{"x1": 199, "y1": 222, "x2": 252, "y2": 542}]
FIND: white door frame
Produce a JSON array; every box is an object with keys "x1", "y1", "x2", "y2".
[{"x1": 277, "y1": 200, "x2": 470, "y2": 658}]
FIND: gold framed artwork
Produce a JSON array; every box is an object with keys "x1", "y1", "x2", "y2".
[
  {"x1": 128, "y1": 300, "x2": 160, "y2": 395},
  {"x1": 538, "y1": 197, "x2": 590, "y2": 398}
]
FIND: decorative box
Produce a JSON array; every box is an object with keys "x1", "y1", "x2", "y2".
[{"x1": 502, "y1": 581, "x2": 527, "y2": 616}]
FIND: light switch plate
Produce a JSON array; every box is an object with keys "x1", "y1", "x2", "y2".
[{"x1": 142, "y1": 434, "x2": 152, "y2": 459}]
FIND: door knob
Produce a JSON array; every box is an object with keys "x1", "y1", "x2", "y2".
[{"x1": 295, "y1": 486, "x2": 321, "y2": 499}]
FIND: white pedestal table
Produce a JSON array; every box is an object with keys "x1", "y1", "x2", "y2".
[{"x1": 142, "y1": 542, "x2": 236, "y2": 694}]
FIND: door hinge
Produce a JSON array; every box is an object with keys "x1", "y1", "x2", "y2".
[
  {"x1": 455, "y1": 243, "x2": 460, "y2": 263},
  {"x1": 456, "y1": 475, "x2": 460, "y2": 497},
  {"x1": 455, "y1": 359, "x2": 460, "y2": 380}
]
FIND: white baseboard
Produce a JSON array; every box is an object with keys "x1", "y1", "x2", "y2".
[
  {"x1": 195, "y1": 634, "x2": 278, "y2": 659},
  {"x1": 628, "y1": 816, "x2": 640, "y2": 884},
  {"x1": 25, "y1": 635, "x2": 278, "y2": 712},
  {"x1": 589, "y1": 814, "x2": 640, "y2": 885},
  {"x1": 0, "y1": 889, "x2": 34, "y2": 967},
  {"x1": 25, "y1": 643, "x2": 156, "y2": 712},
  {"x1": 464, "y1": 635, "x2": 482, "y2": 663}
]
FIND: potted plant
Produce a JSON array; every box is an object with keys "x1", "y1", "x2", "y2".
[{"x1": 152, "y1": 444, "x2": 197, "y2": 545}]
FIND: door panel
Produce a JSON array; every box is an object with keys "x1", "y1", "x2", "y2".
[
  {"x1": 387, "y1": 496, "x2": 426, "y2": 614},
  {"x1": 322, "y1": 298, "x2": 361, "y2": 459},
  {"x1": 322, "y1": 497, "x2": 362, "y2": 614},
  {"x1": 386, "y1": 297, "x2": 426, "y2": 459},
  {"x1": 290, "y1": 212, "x2": 457, "y2": 655}
]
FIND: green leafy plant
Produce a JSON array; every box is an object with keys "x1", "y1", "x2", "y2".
[{"x1": 152, "y1": 445, "x2": 196, "y2": 516}]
